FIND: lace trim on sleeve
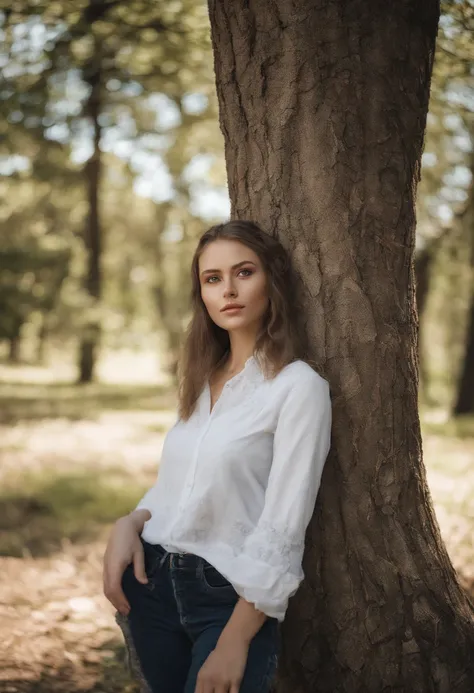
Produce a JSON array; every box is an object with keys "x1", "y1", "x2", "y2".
[{"x1": 244, "y1": 519, "x2": 305, "y2": 572}]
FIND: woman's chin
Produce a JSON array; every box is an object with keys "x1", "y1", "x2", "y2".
[{"x1": 217, "y1": 315, "x2": 249, "y2": 330}]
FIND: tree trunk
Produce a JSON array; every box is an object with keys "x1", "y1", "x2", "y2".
[
  {"x1": 414, "y1": 231, "x2": 447, "y2": 397},
  {"x1": 78, "y1": 61, "x2": 102, "y2": 384},
  {"x1": 152, "y1": 202, "x2": 183, "y2": 377},
  {"x1": 415, "y1": 248, "x2": 431, "y2": 326},
  {"x1": 208, "y1": 1, "x2": 474, "y2": 691},
  {"x1": 8, "y1": 325, "x2": 21, "y2": 364},
  {"x1": 454, "y1": 301, "x2": 474, "y2": 415},
  {"x1": 454, "y1": 165, "x2": 474, "y2": 416},
  {"x1": 415, "y1": 245, "x2": 433, "y2": 393},
  {"x1": 415, "y1": 236, "x2": 446, "y2": 332},
  {"x1": 35, "y1": 315, "x2": 48, "y2": 364}
]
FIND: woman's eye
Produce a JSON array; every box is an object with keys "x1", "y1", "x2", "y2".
[{"x1": 205, "y1": 269, "x2": 252, "y2": 283}]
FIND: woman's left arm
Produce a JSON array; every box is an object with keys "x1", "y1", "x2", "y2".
[
  {"x1": 231, "y1": 369, "x2": 332, "y2": 620},
  {"x1": 219, "y1": 596, "x2": 268, "y2": 645},
  {"x1": 195, "y1": 598, "x2": 267, "y2": 692}
]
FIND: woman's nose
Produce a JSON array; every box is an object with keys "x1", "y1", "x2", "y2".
[{"x1": 223, "y1": 282, "x2": 237, "y2": 297}]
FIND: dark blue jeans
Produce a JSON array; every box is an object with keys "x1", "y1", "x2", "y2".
[{"x1": 121, "y1": 538, "x2": 280, "y2": 693}]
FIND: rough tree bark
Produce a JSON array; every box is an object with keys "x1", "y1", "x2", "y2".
[{"x1": 208, "y1": 1, "x2": 474, "y2": 691}]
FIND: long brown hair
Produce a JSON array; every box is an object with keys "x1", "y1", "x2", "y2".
[{"x1": 177, "y1": 220, "x2": 309, "y2": 420}]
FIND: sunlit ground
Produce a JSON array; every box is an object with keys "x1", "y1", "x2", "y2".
[{"x1": 0, "y1": 352, "x2": 473, "y2": 692}]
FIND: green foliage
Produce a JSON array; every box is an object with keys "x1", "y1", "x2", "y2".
[
  {"x1": 0, "y1": 240, "x2": 71, "y2": 339},
  {"x1": 419, "y1": 0, "x2": 473, "y2": 226},
  {"x1": 416, "y1": 1, "x2": 474, "y2": 408},
  {"x1": 0, "y1": 467, "x2": 148, "y2": 556},
  {"x1": 2, "y1": 1, "x2": 215, "y2": 165},
  {"x1": 1, "y1": 1, "x2": 226, "y2": 367}
]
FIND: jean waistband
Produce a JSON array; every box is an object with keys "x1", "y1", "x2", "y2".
[{"x1": 140, "y1": 537, "x2": 198, "y2": 570}]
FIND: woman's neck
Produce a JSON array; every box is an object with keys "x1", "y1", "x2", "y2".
[
  {"x1": 220, "y1": 326, "x2": 260, "y2": 375},
  {"x1": 221, "y1": 344, "x2": 256, "y2": 376}
]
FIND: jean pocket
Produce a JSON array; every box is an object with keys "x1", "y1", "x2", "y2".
[
  {"x1": 140, "y1": 539, "x2": 167, "y2": 580},
  {"x1": 200, "y1": 562, "x2": 234, "y2": 591}
]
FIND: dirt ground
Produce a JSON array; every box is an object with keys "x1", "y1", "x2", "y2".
[
  {"x1": 0, "y1": 369, "x2": 473, "y2": 693},
  {"x1": 0, "y1": 530, "x2": 135, "y2": 693}
]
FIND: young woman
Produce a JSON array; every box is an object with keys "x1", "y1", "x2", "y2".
[{"x1": 103, "y1": 220, "x2": 332, "y2": 693}]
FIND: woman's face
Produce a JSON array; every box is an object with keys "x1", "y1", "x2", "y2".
[{"x1": 198, "y1": 239, "x2": 269, "y2": 334}]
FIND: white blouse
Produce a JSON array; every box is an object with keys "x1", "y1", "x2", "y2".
[{"x1": 136, "y1": 356, "x2": 332, "y2": 622}]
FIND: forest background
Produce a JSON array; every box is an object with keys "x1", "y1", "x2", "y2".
[{"x1": 0, "y1": 1, "x2": 473, "y2": 691}]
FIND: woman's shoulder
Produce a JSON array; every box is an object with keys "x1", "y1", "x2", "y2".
[{"x1": 272, "y1": 359, "x2": 330, "y2": 393}]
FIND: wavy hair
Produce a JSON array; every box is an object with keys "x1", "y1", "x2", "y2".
[{"x1": 177, "y1": 220, "x2": 310, "y2": 420}]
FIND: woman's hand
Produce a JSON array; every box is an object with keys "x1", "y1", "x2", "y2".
[
  {"x1": 102, "y1": 510, "x2": 151, "y2": 616},
  {"x1": 194, "y1": 596, "x2": 267, "y2": 691},
  {"x1": 195, "y1": 638, "x2": 249, "y2": 693}
]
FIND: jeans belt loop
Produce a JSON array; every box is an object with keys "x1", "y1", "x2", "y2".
[{"x1": 158, "y1": 550, "x2": 170, "y2": 570}]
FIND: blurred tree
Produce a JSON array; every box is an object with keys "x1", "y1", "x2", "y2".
[
  {"x1": 0, "y1": 139, "x2": 82, "y2": 362},
  {"x1": 0, "y1": 242, "x2": 70, "y2": 362},
  {"x1": 208, "y1": 1, "x2": 474, "y2": 691},
  {"x1": 454, "y1": 152, "x2": 474, "y2": 414},
  {"x1": 416, "y1": 0, "x2": 474, "y2": 403},
  {"x1": 149, "y1": 95, "x2": 224, "y2": 375},
  {"x1": 100, "y1": 157, "x2": 152, "y2": 340},
  {"x1": 3, "y1": 0, "x2": 214, "y2": 381}
]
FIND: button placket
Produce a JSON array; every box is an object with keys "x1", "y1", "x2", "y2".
[
  {"x1": 168, "y1": 358, "x2": 259, "y2": 545},
  {"x1": 193, "y1": 383, "x2": 229, "y2": 474},
  {"x1": 178, "y1": 387, "x2": 227, "y2": 512}
]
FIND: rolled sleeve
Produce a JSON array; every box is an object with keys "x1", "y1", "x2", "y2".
[{"x1": 231, "y1": 371, "x2": 332, "y2": 621}]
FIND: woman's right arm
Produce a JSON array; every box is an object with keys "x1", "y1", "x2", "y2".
[{"x1": 102, "y1": 509, "x2": 151, "y2": 616}]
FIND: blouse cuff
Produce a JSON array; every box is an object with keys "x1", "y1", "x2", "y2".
[{"x1": 229, "y1": 529, "x2": 305, "y2": 621}]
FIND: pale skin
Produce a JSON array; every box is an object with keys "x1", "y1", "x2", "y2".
[{"x1": 103, "y1": 238, "x2": 271, "y2": 692}]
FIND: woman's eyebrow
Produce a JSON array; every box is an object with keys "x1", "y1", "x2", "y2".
[{"x1": 200, "y1": 260, "x2": 257, "y2": 277}]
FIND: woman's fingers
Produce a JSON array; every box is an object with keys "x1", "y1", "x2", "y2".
[
  {"x1": 102, "y1": 518, "x2": 145, "y2": 616},
  {"x1": 105, "y1": 583, "x2": 130, "y2": 615},
  {"x1": 194, "y1": 679, "x2": 232, "y2": 693},
  {"x1": 103, "y1": 562, "x2": 131, "y2": 615},
  {"x1": 193, "y1": 679, "x2": 204, "y2": 693},
  {"x1": 132, "y1": 544, "x2": 148, "y2": 584}
]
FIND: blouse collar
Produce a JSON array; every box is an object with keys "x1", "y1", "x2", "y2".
[{"x1": 203, "y1": 355, "x2": 264, "y2": 410}]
